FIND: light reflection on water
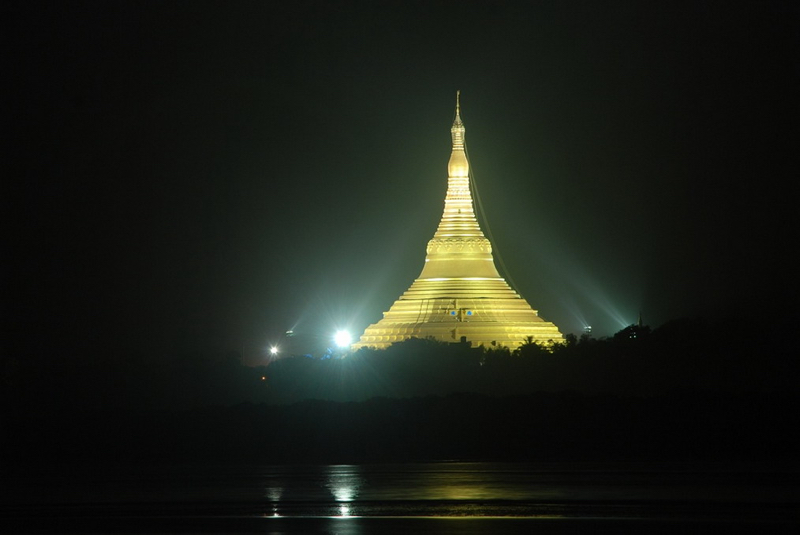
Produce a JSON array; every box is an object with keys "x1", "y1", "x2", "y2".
[
  {"x1": 2, "y1": 461, "x2": 796, "y2": 535},
  {"x1": 325, "y1": 465, "x2": 363, "y2": 517},
  {"x1": 250, "y1": 461, "x2": 798, "y2": 520},
  {"x1": 5, "y1": 461, "x2": 797, "y2": 523},
  {"x1": 260, "y1": 462, "x2": 568, "y2": 518}
]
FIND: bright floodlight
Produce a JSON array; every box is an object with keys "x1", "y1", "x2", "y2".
[
  {"x1": 334, "y1": 330, "x2": 352, "y2": 348},
  {"x1": 269, "y1": 346, "x2": 279, "y2": 356}
]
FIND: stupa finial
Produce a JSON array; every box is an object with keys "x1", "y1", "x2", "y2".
[{"x1": 451, "y1": 90, "x2": 465, "y2": 146}]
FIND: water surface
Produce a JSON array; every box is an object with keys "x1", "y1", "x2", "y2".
[{"x1": 3, "y1": 461, "x2": 797, "y2": 533}]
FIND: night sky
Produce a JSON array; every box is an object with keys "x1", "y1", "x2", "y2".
[{"x1": 4, "y1": 1, "x2": 797, "y2": 363}]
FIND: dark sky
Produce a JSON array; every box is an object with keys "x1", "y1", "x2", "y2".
[{"x1": 4, "y1": 1, "x2": 797, "y2": 362}]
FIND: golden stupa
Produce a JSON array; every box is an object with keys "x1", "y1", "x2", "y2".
[{"x1": 353, "y1": 93, "x2": 563, "y2": 350}]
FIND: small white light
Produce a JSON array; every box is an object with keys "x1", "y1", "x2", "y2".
[
  {"x1": 269, "y1": 346, "x2": 279, "y2": 356},
  {"x1": 334, "y1": 330, "x2": 352, "y2": 348}
]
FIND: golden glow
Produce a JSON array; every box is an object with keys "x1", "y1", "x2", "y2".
[
  {"x1": 354, "y1": 94, "x2": 563, "y2": 350},
  {"x1": 423, "y1": 277, "x2": 501, "y2": 282}
]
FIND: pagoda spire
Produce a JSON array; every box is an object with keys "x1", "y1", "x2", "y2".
[
  {"x1": 424, "y1": 91, "x2": 489, "y2": 271},
  {"x1": 451, "y1": 90, "x2": 465, "y2": 147}
]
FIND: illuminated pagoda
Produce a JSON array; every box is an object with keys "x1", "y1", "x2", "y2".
[{"x1": 353, "y1": 93, "x2": 563, "y2": 350}]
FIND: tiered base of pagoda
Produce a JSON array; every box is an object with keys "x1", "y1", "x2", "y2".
[
  {"x1": 353, "y1": 319, "x2": 563, "y2": 350},
  {"x1": 353, "y1": 281, "x2": 564, "y2": 350}
]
